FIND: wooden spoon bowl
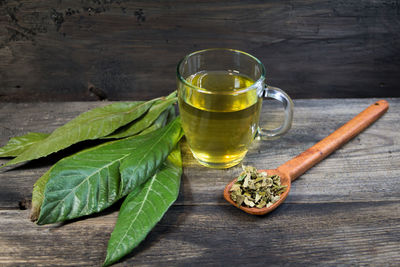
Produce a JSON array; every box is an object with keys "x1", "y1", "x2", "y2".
[
  {"x1": 224, "y1": 169, "x2": 290, "y2": 215},
  {"x1": 224, "y1": 100, "x2": 389, "y2": 215}
]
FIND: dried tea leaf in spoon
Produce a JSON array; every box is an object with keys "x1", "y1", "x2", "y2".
[{"x1": 230, "y1": 165, "x2": 287, "y2": 209}]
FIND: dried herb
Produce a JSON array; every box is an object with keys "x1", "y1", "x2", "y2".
[{"x1": 230, "y1": 166, "x2": 287, "y2": 209}]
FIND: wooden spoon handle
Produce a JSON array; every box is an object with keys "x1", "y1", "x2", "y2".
[{"x1": 277, "y1": 100, "x2": 389, "y2": 182}]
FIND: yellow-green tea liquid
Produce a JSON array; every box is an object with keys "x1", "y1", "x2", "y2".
[{"x1": 179, "y1": 70, "x2": 262, "y2": 168}]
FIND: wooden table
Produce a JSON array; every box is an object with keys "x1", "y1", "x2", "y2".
[{"x1": 1, "y1": 98, "x2": 399, "y2": 266}]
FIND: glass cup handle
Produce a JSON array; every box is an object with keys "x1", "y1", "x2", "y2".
[{"x1": 257, "y1": 85, "x2": 294, "y2": 139}]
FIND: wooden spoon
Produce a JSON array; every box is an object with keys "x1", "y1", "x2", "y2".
[{"x1": 224, "y1": 100, "x2": 389, "y2": 215}]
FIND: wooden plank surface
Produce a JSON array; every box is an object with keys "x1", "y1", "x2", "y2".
[
  {"x1": 0, "y1": 98, "x2": 399, "y2": 266},
  {"x1": 1, "y1": 0, "x2": 399, "y2": 101}
]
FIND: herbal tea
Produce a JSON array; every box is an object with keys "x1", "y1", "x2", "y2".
[
  {"x1": 177, "y1": 49, "x2": 294, "y2": 168},
  {"x1": 179, "y1": 70, "x2": 262, "y2": 168}
]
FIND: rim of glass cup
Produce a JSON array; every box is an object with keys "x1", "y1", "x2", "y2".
[{"x1": 176, "y1": 48, "x2": 266, "y2": 95}]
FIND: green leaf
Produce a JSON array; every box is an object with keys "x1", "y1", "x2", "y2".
[
  {"x1": 139, "y1": 105, "x2": 175, "y2": 135},
  {"x1": 2, "y1": 100, "x2": 157, "y2": 168},
  {"x1": 165, "y1": 104, "x2": 177, "y2": 123},
  {"x1": 31, "y1": 166, "x2": 142, "y2": 223},
  {"x1": 105, "y1": 97, "x2": 177, "y2": 139},
  {"x1": 119, "y1": 117, "x2": 182, "y2": 197},
  {"x1": 165, "y1": 90, "x2": 178, "y2": 99},
  {"x1": 30, "y1": 168, "x2": 52, "y2": 221},
  {"x1": 0, "y1": 132, "x2": 49, "y2": 157},
  {"x1": 37, "y1": 117, "x2": 183, "y2": 225},
  {"x1": 103, "y1": 145, "x2": 182, "y2": 267}
]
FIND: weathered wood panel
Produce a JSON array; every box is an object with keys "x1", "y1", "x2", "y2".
[
  {"x1": 1, "y1": 99, "x2": 399, "y2": 208},
  {"x1": 0, "y1": 201, "x2": 399, "y2": 266},
  {"x1": 0, "y1": 99, "x2": 399, "y2": 265},
  {"x1": 1, "y1": 1, "x2": 399, "y2": 101}
]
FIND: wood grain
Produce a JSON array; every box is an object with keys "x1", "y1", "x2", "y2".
[
  {"x1": 1, "y1": 1, "x2": 399, "y2": 101},
  {"x1": 0, "y1": 202, "x2": 399, "y2": 266},
  {"x1": 0, "y1": 98, "x2": 399, "y2": 265},
  {"x1": 225, "y1": 100, "x2": 390, "y2": 215},
  {"x1": 279, "y1": 99, "x2": 389, "y2": 181}
]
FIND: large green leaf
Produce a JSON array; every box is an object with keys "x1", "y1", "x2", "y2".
[
  {"x1": 30, "y1": 106, "x2": 177, "y2": 222},
  {"x1": 0, "y1": 132, "x2": 49, "y2": 157},
  {"x1": 105, "y1": 97, "x2": 177, "y2": 139},
  {"x1": 2, "y1": 100, "x2": 157, "y2": 168},
  {"x1": 37, "y1": 117, "x2": 182, "y2": 225},
  {"x1": 119, "y1": 119, "x2": 183, "y2": 195},
  {"x1": 103, "y1": 145, "x2": 182, "y2": 267},
  {"x1": 119, "y1": 117, "x2": 182, "y2": 196}
]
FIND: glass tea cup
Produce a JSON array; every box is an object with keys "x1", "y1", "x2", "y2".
[{"x1": 177, "y1": 48, "x2": 293, "y2": 168}]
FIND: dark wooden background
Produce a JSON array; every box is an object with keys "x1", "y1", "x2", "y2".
[{"x1": 1, "y1": 0, "x2": 399, "y2": 101}]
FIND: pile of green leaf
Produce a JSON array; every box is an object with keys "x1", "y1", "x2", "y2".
[{"x1": 0, "y1": 91, "x2": 183, "y2": 266}]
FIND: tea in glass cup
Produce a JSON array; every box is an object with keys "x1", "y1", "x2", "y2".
[{"x1": 177, "y1": 49, "x2": 293, "y2": 168}]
